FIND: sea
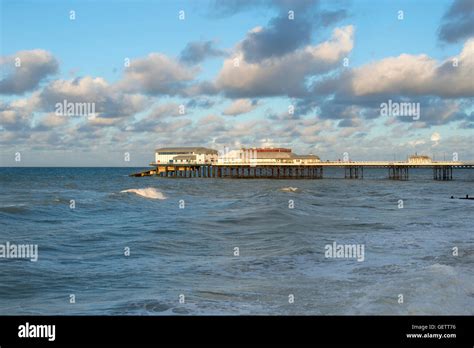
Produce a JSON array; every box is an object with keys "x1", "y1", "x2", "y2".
[{"x1": 0, "y1": 167, "x2": 473, "y2": 315}]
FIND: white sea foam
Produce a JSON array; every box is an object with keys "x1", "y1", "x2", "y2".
[
  {"x1": 427, "y1": 263, "x2": 457, "y2": 276},
  {"x1": 280, "y1": 187, "x2": 298, "y2": 192},
  {"x1": 120, "y1": 188, "x2": 167, "y2": 200},
  {"x1": 348, "y1": 263, "x2": 474, "y2": 315}
]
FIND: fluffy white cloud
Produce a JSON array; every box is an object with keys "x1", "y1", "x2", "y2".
[
  {"x1": 118, "y1": 53, "x2": 198, "y2": 95},
  {"x1": 126, "y1": 103, "x2": 187, "y2": 132},
  {"x1": 0, "y1": 49, "x2": 59, "y2": 94},
  {"x1": 39, "y1": 76, "x2": 148, "y2": 119},
  {"x1": 431, "y1": 132, "x2": 441, "y2": 142},
  {"x1": 215, "y1": 25, "x2": 354, "y2": 97},
  {"x1": 0, "y1": 101, "x2": 32, "y2": 131},
  {"x1": 349, "y1": 38, "x2": 474, "y2": 98},
  {"x1": 36, "y1": 113, "x2": 68, "y2": 128},
  {"x1": 222, "y1": 99, "x2": 258, "y2": 115}
]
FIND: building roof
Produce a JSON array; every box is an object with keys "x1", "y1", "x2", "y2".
[
  {"x1": 291, "y1": 154, "x2": 321, "y2": 160},
  {"x1": 173, "y1": 155, "x2": 196, "y2": 160},
  {"x1": 255, "y1": 152, "x2": 293, "y2": 159},
  {"x1": 409, "y1": 155, "x2": 431, "y2": 159},
  {"x1": 242, "y1": 147, "x2": 292, "y2": 153},
  {"x1": 240, "y1": 149, "x2": 320, "y2": 160},
  {"x1": 156, "y1": 147, "x2": 218, "y2": 154}
]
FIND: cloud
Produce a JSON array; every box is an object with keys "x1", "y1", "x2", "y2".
[
  {"x1": 241, "y1": 16, "x2": 312, "y2": 62},
  {"x1": 146, "y1": 103, "x2": 183, "y2": 118},
  {"x1": 236, "y1": 1, "x2": 346, "y2": 63},
  {"x1": 222, "y1": 99, "x2": 259, "y2": 115},
  {"x1": 347, "y1": 39, "x2": 474, "y2": 98},
  {"x1": 202, "y1": 2, "x2": 349, "y2": 98},
  {"x1": 117, "y1": 53, "x2": 198, "y2": 95},
  {"x1": 0, "y1": 49, "x2": 59, "y2": 95},
  {"x1": 315, "y1": 95, "x2": 469, "y2": 128},
  {"x1": 350, "y1": 54, "x2": 437, "y2": 96},
  {"x1": 209, "y1": 0, "x2": 269, "y2": 16},
  {"x1": 215, "y1": 25, "x2": 354, "y2": 97},
  {"x1": 312, "y1": 38, "x2": 474, "y2": 103},
  {"x1": 33, "y1": 113, "x2": 69, "y2": 131},
  {"x1": 0, "y1": 106, "x2": 31, "y2": 131},
  {"x1": 416, "y1": 99, "x2": 467, "y2": 126},
  {"x1": 431, "y1": 131, "x2": 441, "y2": 142},
  {"x1": 86, "y1": 117, "x2": 122, "y2": 127},
  {"x1": 337, "y1": 117, "x2": 361, "y2": 128},
  {"x1": 1, "y1": 72, "x2": 151, "y2": 135},
  {"x1": 272, "y1": 0, "x2": 319, "y2": 11},
  {"x1": 0, "y1": 95, "x2": 40, "y2": 131},
  {"x1": 38, "y1": 76, "x2": 148, "y2": 119},
  {"x1": 129, "y1": 117, "x2": 193, "y2": 134},
  {"x1": 210, "y1": 0, "x2": 346, "y2": 65},
  {"x1": 186, "y1": 98, "x2": 215, "y2": 109},
  {"x1": 438, "y1": 0, "x2": 474, "y2": 43},
  {"x1": 182, "y1": 80, "x2": 219, "y2": 96},
  {"x1": 180, "y1": 40, "x2": 226, "y2": 64},
  {"x1": 317, "y1": 9, "x2": 348, "y2": 27},
  {"x1": 406, "y1": 139, "x2": 426, "y2": 147},
  {"x1": 209, "y1": 0, "x2": 318, "y2": 16},
  {"x1": 125, "y1": 103, "x2": 188, "y2": 132}
]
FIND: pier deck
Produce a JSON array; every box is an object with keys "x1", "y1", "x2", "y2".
[{"x1": 130, "y1": 161, "x2": 474, "y2": 180}]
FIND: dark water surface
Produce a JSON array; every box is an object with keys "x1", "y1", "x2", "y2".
[{"x1": 0, "y1": 167, "x2": 473, "y2": 315}]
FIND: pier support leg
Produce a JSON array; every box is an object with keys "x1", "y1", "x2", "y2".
[
  {"x1": 346, "y1": 166, "x2": 362, "y2": 179},
  {"x1": 389, "y1": 166, "x2": 409, "y2": 180},
  {"x1": 434, "y1": 166, "x2": 453, "y2": 181}
]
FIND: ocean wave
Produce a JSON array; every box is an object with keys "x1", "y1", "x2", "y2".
[
  {"x1": 0, "y1": 204, "x2": 29, "y2": 213},
  {"x1": 120, "y1": 187, "x2": 167, "y2": 200},
  {"x1": 348, "y1": 263, "x2": 474, "y2": 315},
  {"x1": 112, "y1": 299, "x2": 172, "y2": 314},
  {"x1": 426, "y1": 263, "x2": 457, "y2": 276},
  {"x1": 280, "y1": 187, "x2": 299, "y2": 192}
]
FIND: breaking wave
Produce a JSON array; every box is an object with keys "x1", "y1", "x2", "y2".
[
  {"x1": 120, "y1": 188, "x2": 167, "y2": 200},
  {"x1": 280, "y1": 187, "x2": 298, "y2": 192}
]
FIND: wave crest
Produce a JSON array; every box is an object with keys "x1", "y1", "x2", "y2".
[
  {"x1": 120, "y1": 188, "x2": 167, "y2": 200},
  {"x1": 280, "y1": 187, "x2": 298, "y2": 192}
]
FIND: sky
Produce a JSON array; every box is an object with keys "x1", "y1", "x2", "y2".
[{"x1": 0, "y1": 0, "x2": 473, "y2": 166}]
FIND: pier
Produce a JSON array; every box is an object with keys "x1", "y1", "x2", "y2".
[
  {"x1": 131, "y1": 161, "x2": 474, "y2": 181},
  {"x1": 130, "y1": 147, "x2": 473, "y2": 180}
]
